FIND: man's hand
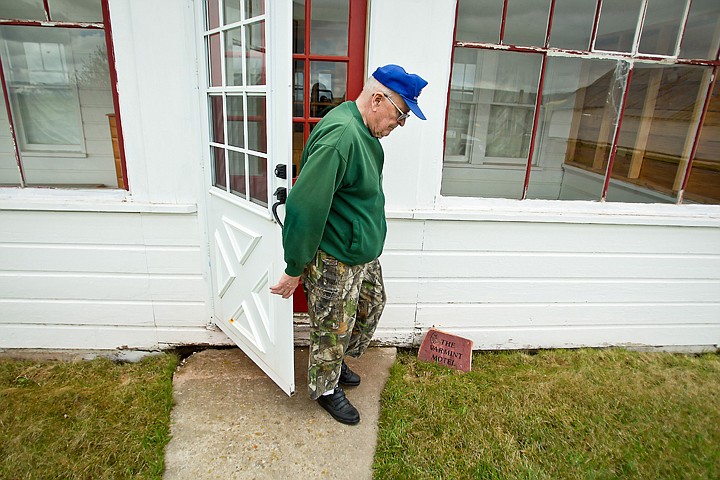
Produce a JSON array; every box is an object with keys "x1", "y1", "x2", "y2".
[{"x1": 270, "y1": 273, "x2": 301, "y2": 299}]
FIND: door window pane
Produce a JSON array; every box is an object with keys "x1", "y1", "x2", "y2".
[
  {"x1": 310, "y1": 0, "x2": 348, "y2": 56},
  {"x1": 310, "y1": 61, "x2": 346, "y2": 118},
  {"x1": 0, "y1": 1, "x2": 45, "y2": 21},
  {"x1": 246, "y1": 95, "x2": 266, "y2": 153},
  {"x1": 229, "y1": 150, "x2": 246, "y2": 197},
  {"x1": 47, "y1": 0, "x2": 103, "y2": 22},
  {"x1": 293, "y1": 0, "x2": 305, "y2": 54},
  {"x1": 224, "y1": 0, "x2": 241, "y2": 25},
  {"x1": 441, "y1": 49, "x2": 542, "y2": 199},
  {"x1": 227, "y1": 95, "x2": 244, "y2": 148},
  {"x1": 549, "y1": 0, "x2": 598, "y2": 51},
  {"x1": 245, "y1": 0, "x2": 264, "y2": 18},
  {"x1": 638, "y1": 0, "x2": 685, "y2": 57},
  {"x1": 503, "y1": 0, "x2": 550, "y2": 47},
  {"x1": 225, "y1": 27, "x2": 243, "y2": 86},
  {"x1": 246, "y1": 20, "x2": 265, "y2": 86},
  {"x1": 212, "y1": 146, "x2": 227, "y2": 189},
  {"x1": 595, "y1": 0, "x2": 643, "y2": 53},
  {"x1": 206, "y1": 0, "x2": 220, "y2": 30},
  {"x1": 455, "y1": 0, "x2": 502, "y2": 44},
  {"x1": 608, "y1": 64, "x2": 710, "y2": 203},
  {"x1": 679, "y1": 0, "x2": 720, "y2": 60},
  {"x1": 292, "y1": 122, "x2": 304, "y2": 176},
  {"x1": 210, "y1": 95, "x2": 225, "y2": 144},
  {"x1": 684, "y1": 78, "x2": 720, "y2": 204},
  {"x1": 293, "y1": 60, "x2": 305, "y2": 117},
  {"x1": 528, "y1": 57, "x2": 623, "y2": 200},
  {"x1": 208, "y1": 33, "x2": 222, "y2": 86},
  {"x1": 248, "y1": 154, "x2": 267, "y2": 206}
]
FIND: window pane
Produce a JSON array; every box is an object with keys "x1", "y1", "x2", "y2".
[
  {"x1": 0, "y1": 102, "x2": 20, "y2": 186},
  {"x1": 47, "y1": 0, "x2": 103, "y2": 23},
  {"x1": 206, "y1": 0, "x2": 220, "y2": 30},
  {"x1": 528, "y1": 57, "x2": 622, "y2": 200},
  {"x1": 607, "y1": 64, "x2": 710, "y2": 203},
  {"x1": 1, "y1": 25, "x2": 118, "y2": 187},
  {"x1": 246, "y1": 20, "x2": 265, "y2": 85},
  {"x1": 293, "y1": 0, "x2": 305, "y2": 54},
  {"x1": 293, "y1": 60, "x2": 305, "y2": 117},
  {"x1": 224, "y1": 0, "x2": 241, "y2": 25},
  {"x1": 225, "y1": 27, "x2": 243, "y2": 86},
  {"x1": 503, "y1": 0, "x2": 550, "y2": 47},
  {"x1": 292, "y1": 122, "x2": 304, "y2": 177},
  {"x1": 210, "y1": 95, "x2": 224, "y2": 144},
  {"x1": 679, "y1": 0, "x2": 720, "y2": 60},
  {"x1": 212, "y1": 146, "x2": 227, "y2": 189},
  {"x1": 441, "y1": 49, "x2": 542, "y2": 199},
  {"x1": 560, "y1": 61, "x2": 628, "y2": 179},
  {"x1": 549, "y1": 0, "x2": 597, "y2": 51},
  {"x1": 684, "y1": 77, "x2": 720, "y2": 203},
  {"x1": 0, "y1": 0, "x2": 45, "y2": 21},
  {"x1": 595, "y1": 0, "x2": 643, "y2": 53},
  {"x1": 248, "y1": 154, "x2": 267, "y2": 206},
  {"x1": 310, "y1": 0, "x2": 348, "y2": 56},
  {"x1": 246, "y1": 95, "x2": 266, "y2": 153},
  {"x1": 245, "y1": 0, "x2": 264, "y2": 18},
  {"x1": 455, "y1": 0, "x2": 502, "y2": 44},
  {"x1": 227, "y1": 95, "x2": 243, "y2": 148},
  {"x1": 208, "y1": 33, "x2": 222, "y2": 86},
  {"x1": 310, "y1": 61, "x2": 346, "y2": 118},
  {"x1": 638, "y1": 0, "x2": 685, "y2": 56},
  {"x1": 229, "y1": 150, "x2": 246, "y2": 197}
]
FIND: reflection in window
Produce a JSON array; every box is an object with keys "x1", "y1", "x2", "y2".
[
  {"x1": 684, "y1": 78, "x2": 720, "y2": 204},
  {"x1": 310, "y1": 0, "x2": 348, "y2": 56},
  {"x1": 441, "y1": 49, "x2": 541, "y2": 199},
  {"x1": 0, "y1": 23, "x2": 119, "y2": 187},
  {"x1": 548, "y1": 0, "x2": 597, "y2": 51},
  {"x1": 608, "y1": 65, "x2": 711, "y2": 202},
  {"x1": 503, "y1": 0, "x2": 550, "y2": 47},
  {"x1": 679, "y1": 0, "x2": 720, "y2": 60},
  {"x1": 594, "y1": 0, "x2": 643, "y2": 53},
  {"x1": 638, "y1": 0, "x2": 686, "y2": 56}
]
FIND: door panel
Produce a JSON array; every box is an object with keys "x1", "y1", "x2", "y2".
[{"x1": 202, "y1": 0, "x2": 294, "y2": 395}]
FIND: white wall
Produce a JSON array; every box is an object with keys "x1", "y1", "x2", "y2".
[{"x1": 0, "y1": 0, "x2": 227, "y2": 350}]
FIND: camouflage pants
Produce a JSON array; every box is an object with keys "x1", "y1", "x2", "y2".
[{"x1": 303, "y1": 250, "x2": 386, "y2": 400}]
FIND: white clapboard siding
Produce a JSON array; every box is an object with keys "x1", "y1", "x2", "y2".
[
  {"x1": 378, "y1": 218, "x2": 720, "y2": 350},
  {"x1": 0, "y1": 209, "x2": 215, "y2": 349}
]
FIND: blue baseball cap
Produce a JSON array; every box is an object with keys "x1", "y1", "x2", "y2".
[{"x1": 372, "y1": 64, "x2": 428, "y2": 120}]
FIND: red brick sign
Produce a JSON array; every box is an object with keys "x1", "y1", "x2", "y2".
[{"x1": 418, "y1": 328, "x2": 473, "y2": 372}]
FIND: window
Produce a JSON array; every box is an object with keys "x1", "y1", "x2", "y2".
[
  {"x1": 205, "y1": 0, "x2": 268, "y2": 207},
  {"x1": 0, "y1": 0, "x2": 125, "y2": 189},
  {"x1": 443, "y1": 0, "x2": 720, "y2": 204},
  {"x1": 292, "y1": 0, "x2": 366, "y2": 177}
]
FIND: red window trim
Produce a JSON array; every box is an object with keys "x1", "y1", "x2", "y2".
[{"x1": 0, "y1": 0, "x2": 128, "y2": 191}]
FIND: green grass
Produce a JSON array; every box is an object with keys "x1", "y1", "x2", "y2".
[
  {"x1": 374, "y1": 348, "x2": 720, "y2": 480},
  {"x1": 0, "y1": 353, "x2": 178, "y2": 480}
]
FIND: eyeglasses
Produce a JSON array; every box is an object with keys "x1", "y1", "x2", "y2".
[{"x1": 383, "y1": 93, "x2": 410, "y2": 121}]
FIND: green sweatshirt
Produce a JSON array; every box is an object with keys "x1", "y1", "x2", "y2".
[{"x1": 283, "y1": 101, "x2": 387, "y2": 277}]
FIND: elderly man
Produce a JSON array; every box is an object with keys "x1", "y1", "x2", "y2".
[{"x1": 271, "y1": 64, "x2": 428, "y2": 425}]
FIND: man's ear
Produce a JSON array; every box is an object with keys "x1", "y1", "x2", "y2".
[{"x1": 370, "y1": 92, "x2": 383, "y2": 111}]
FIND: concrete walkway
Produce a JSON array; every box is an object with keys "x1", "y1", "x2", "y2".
[{"x1": 163, "y1": 347, "x2": 396, "y2": 479}]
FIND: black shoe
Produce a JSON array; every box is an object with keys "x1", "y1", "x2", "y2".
[
  {"x1": 317, "y1": 387, "x2": 360, "y2": 425},
  {"x1": 339, "y1": 361, "x2": 361, "y2": 386}
]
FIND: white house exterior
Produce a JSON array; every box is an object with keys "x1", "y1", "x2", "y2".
[{"x1": 1, "y1": 0, "x2": 718, "y2": 391}]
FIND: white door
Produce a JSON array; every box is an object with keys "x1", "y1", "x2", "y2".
[{"x1": 200, "y1": 0, "x2": 294, "y2": 395}]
